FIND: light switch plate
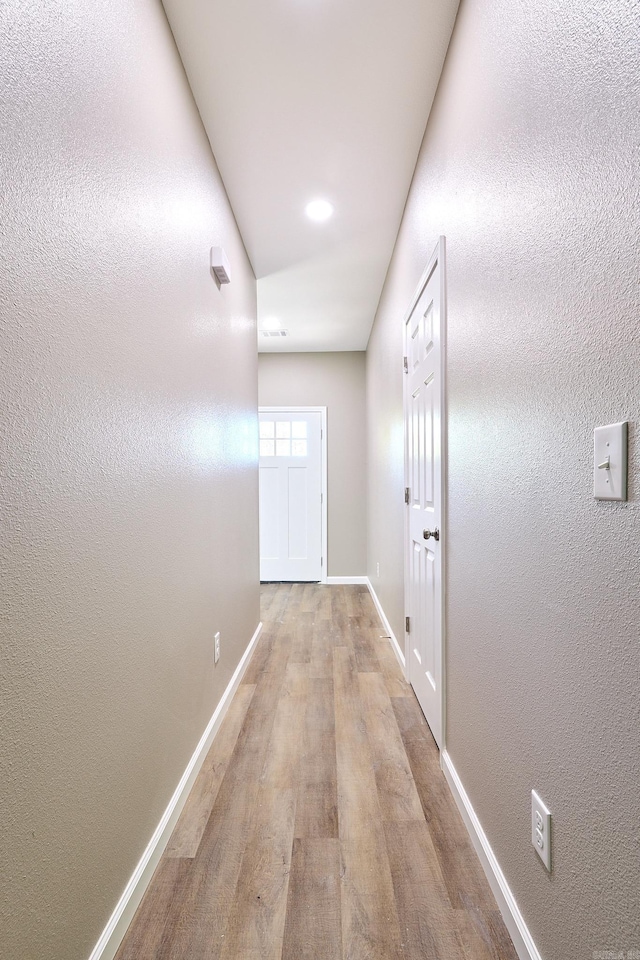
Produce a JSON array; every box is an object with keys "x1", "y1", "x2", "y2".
[{"x1": 593, "y1": 421, "x2": 628, "y2": 501}]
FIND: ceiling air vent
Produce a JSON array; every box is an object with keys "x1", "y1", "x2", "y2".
[{"x1": 260, "y1": 329, "x2": 289, "y2": 338}]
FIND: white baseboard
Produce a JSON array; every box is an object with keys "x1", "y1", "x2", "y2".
[
  {"x1": 89, "y1": 620, "x2": 263, "y2": 960},
  {"x1": 441, "y1": 751, "x2": 542, "y2": 960},
  {"x1": 324, "y1": 575, "x2": 368, "y2": 584},
  {"x1": 365, "y1": 578, "x2": 406, "y2": 677}
]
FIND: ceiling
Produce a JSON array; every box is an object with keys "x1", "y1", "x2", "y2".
[{"x1": 162, "y1": 0, "x2": 460, "y2": 352}]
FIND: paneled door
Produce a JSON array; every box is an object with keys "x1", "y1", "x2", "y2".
[
  {"x1": 404, "y1": 238, "x2": 445, "y2": 748},
  {"x1": 259, "y1": 407, "x2": 325, "y2": 582}
]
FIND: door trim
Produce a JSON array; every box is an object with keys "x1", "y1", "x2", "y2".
[
  {"x1": 402, "y1": 236, "x2": 447, "y2": 747},
  {"x1": 259, "y1": 406, "x2": 328, "y2": 584}
]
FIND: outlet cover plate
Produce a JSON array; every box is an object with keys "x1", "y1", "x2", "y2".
[
  {"x1": 531, "y1": 789, "x2": 552, "y2": 871},
  {"x1": 214, "y1": 631, "x2": 221, "y2": 665}
]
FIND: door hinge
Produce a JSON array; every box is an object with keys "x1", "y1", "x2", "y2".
[
  {"x1": 405, "y1": 616, "x2": 410, "y2": 634},
  {"x1": 320, "y1": 492, "x2": 323, "y2": 504},
  {"x1": 403, "y1": 356, "x2": 408, "y2": 373},
  {"x1": 404, "y1": 486, "x2": 410, "y2": 504},
  {"x1": 321, "y1": 556, "x2": 324, "y2": 566}
]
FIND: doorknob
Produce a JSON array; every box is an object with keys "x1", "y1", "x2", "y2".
[{"x1": 423, "y1": 528, "x2": 440, "y2": 541}]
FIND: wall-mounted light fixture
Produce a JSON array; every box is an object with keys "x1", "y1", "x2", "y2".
[{"x1": 210, "y1": 246, "x2": 231, "y2": 284}]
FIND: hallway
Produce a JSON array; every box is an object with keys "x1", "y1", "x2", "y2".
[{"x1": 116, "y1": 584, "x2": 518, "y2": 959}]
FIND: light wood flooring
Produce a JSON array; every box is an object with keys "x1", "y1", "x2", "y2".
[{"x1": 115, "y1": 583, "x2": 518, "y2": 960}]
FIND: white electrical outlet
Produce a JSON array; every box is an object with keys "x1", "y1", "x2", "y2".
[
  {"x1": 531, "y1": 790, "x2": 552, "y2": 871},
  {"x1": 376, "y1": 562, "x2": 380, "y2": 577},
  {"x1": 214, "y1": 631, "x2": 221, "y2": 665}
]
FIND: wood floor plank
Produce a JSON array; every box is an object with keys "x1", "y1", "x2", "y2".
[
  {"x1": 284, "y1": 582, "x2": 304, "y2": 620},
  {"x1": 300, "y1": 581, "x2": 320, "y2": 614},
  {"x1": 373, "y1": 758, "x2": 425, "y2": 821},
  {"x1": 299, "y1": 732, "x2": 337, "y2": 786},
  {"x1": 116, "y1": 583, "x2": 517, "y2": 960},
  {"x1": 330, "y1": 589, "x2": 351, "y2": 633},
  {"x1": 391, "y1": 694, "x2": 433, "y2": 743},
  {"x1": 114, "y1": 858, "x2": 191, "y2": 960},
  {"x1": 289, "y1": 611, "x2": 314, "y2": 663},
  {"x1": 430, "y1": 818, "x2": 500, "y2": 913},
  {"x1": 342, "y1": 584, "x2": 361, "y2": 617},
  {"x1": 243, "y1": 630, "x2": 276, "y2": 684},
  {"x1": 281, "y1": 838, "x2": 342, "y2": 960},
  {"x1": 316, "y1": 584, "x2": 333, "y2": 620},
  {"x1": 336, "y1": 772, "x2": 384, "y2": 840},
  {"x1": 318, "y1": 613, "x2": 346, "y2": 648},
  {"x1": 373, "y1": 639, "x2": 413, "y2": 697},
  {"x1": 295, "y1": 675, "x2": 338, "y2": 838},
  {"x1": 341, "y1": 899, "x2": 404, "y2": 960},
  {"x1": 382, "y1": 674, "x2": 413, "y2": 698},
  {"x1": 309, "y1": 619, "x2": 335, "y2": 677},
  {"x1": 372, "y1": 634, "x2": 399, "y2": 660},
  {"x1": 383, "y1": 817, "x2": 451, "y2": 893},
  {"x1": 339, "y1": 830, "x2": 397, "y2": 898},
  {"x1": 243, "y1": 623, "x2": 291, "y2": 696},
  {"x1": 404, "y1": 738, "x2": 472, "y2": 851},
  {"x1": 456, "y1": 903, "x2": 520, "y2": 960},
  {"x1": 295, "y1": 779, "x2": 338, "y2": 839},
  {"x1": 260, "y1": 689, "x2": 306, "y2": 789},
  {"x1": 280, "y1": 660, "x2": 309, "y2": 699},
  {"x1": 359, "y1": 671, "x2": 424, "y2": 821},
  {"x1": 304, "y1": 676, "x2": 335, "y2": 737},
  {"x1": 351, "y1": 616, "x2": 380, "y2": 673},
  {"x1": 383, "y1": 820, "x2": 464, "y2": 960},
  {"x1": 358, "y1": 589, "x2": 380, "y2": 622},
  {"x1": 333, "y1": 647, "x2": 367, "y2": 757},
  {"x1": 219, "y1": 787, "x2": 296, "y2": 960},
  {"x1": 358, "y1": 671, "x2": 414, "y2": 766},
  {"x1": 340, "y1": 880, "x2": 405, "y2": 960},
  {"x1": 403, "y1": 739, "x2": 497, "y2": 911},
  {"x1": 308, "y1": 650, "x2": 333, "y2": 679},
  {"x1": 394, "y1": 882, "x2": 464, "y2": 960},
  {"x1": 334, "y1": 646, "x2": 383, "y2": 838},
  {"x1": 162, "y1": 782, "x2": 261, "y2": 958},
  {"x1": 262, "y1": 582, "x2": 292, "y2": 622},
  {"x1": 166, "y1": 683, "x2": 256, "y2": 858}
]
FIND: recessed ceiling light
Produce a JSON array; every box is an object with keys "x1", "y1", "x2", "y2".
[
  {"x1": 305, "y1": 198, "x2": 334, "y2": 222},
  {"x1": 261, "y1": 316, "x2": 283, "y2": 331}
]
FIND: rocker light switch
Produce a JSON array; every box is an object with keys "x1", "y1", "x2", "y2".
[{"x1": 593, "y1": 422, "x2": 628, "y2": 501}]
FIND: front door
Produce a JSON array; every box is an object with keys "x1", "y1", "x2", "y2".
[
  {"x1": 404, "y1": 239, "x2": 445, "y2": 747},
  {"x1": 259, "y1": 408, "x2": 324, "y2": 582}
]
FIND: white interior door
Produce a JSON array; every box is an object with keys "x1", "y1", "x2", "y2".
[
  {"x1": 259, "y1": 408, "x2": 324, "y2": 582},
  {"x1": 404, "y1": 239, "x2": 445, "y2": 748}
]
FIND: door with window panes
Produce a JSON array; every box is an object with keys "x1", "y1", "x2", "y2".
[{"x1": 258, "y1": 408, "x2": 323, "y2": 581}]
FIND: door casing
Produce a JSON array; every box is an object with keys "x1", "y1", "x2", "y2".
[
  {"x1": 403, "y1": 236, "x2": 447, "y2": 748},
  {"x1": 259, "y1": 405, "x2": 328, "y2": 583}
]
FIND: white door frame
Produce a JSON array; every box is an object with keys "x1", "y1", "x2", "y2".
[
  {"x1": 402, "y1": 236, "x2": 448, "y2": 747},
  {"x1": 259, "y1": 406, "x2": 328, "y2": 584}
]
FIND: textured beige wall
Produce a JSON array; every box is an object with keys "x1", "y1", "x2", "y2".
[
  {"x1": 366, "y1": 0, "x2": 640, "y2": 956},
  {"x1": 258, "y1": 352, "x2": 366, "y2": 577},
  {"x1": 0, "y1": 2, "x2": 259, "y2": 959}
]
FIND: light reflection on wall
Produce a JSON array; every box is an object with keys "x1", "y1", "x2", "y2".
[
  {"x1": 193, "y1": 314, "x2": 255, "y2": 339},
  {"x1": 187, "y1": 413, "x2": 258, "y2": 469}
]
